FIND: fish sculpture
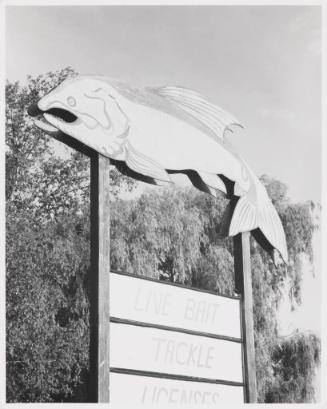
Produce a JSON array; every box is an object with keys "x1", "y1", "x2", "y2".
[{"x1": 28, "y1": 75, "x2": 288, "y2": 264}]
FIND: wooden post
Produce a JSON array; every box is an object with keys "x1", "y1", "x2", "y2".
[
  {"x1": 89, "y1": 153, "x2": 111, "y2": 402},
  {"x1": 234, "y1": 232, "x2": 257, "y2": 403}
]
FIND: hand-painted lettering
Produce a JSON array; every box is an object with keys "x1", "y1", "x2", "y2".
[
  {"x1": 134, "y1": 287, "x2": 172, "y2": 316},
  {"x1": 153, "y1": 337, "x2": 214, "y2": 369},
  {"x1": 184, "y1": 298, "x2": 220, "y2": 325},
  {"x1": 141, "y1": 384, "x2": 223, "y2": 404}
]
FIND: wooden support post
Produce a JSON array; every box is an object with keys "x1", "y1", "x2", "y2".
[
  {"x1": 234, "y1": 232, "x2": 257, "y2": 403},
  {"x1": 89, "y1": 153, "x2": 111, "y2": 402}
]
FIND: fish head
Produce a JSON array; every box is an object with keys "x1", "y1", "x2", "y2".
[{"x1": 28, "y1": 76, "x2": 129, "y2": 158}]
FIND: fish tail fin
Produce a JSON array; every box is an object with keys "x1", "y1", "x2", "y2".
[{"x1": 225, "y1": 196, "x2": 288, "y2": 265}]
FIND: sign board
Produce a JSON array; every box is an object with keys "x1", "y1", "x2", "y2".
[
  {"x1": 110, "y1": 272, "x2": 241, "y2": 339},
  {"x1": 110, "y1": 323, "x2": 243, "y2": 382},
  {"x1": 109, "y1": 271, "x2": 245, "y2": 404},
  {"x1": 110, "y1": 373, "x2": 244, "y2": 404}
]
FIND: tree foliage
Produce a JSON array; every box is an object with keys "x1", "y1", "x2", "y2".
[
  {"x1": 6, "y1": 211, "x2": 90, "y2": 402},
  {"x1": 6, "y1": 68, "x2": 136, "y2": 402},
  {"x1": 6, "y1": 69, "x2": 320, "y2": 403},
  {"x1": 109, "y1": 181, "x2": 320, "y2": 403},
  {"x1": 267, "y1": 331, "x2": 320, "y2": 403}
]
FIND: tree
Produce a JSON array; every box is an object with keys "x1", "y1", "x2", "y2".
[
  {"x1": 6, "y1": 69, "x2": 137, "y2": 402},
  {"x1": 267, "y1": 331, "x2": 320, "y2": 403},
  {"x1": 253, "y1": 176, "x2": 319, "y2": 402},
  {"x1": 111, "y1": 188, "x2": 207, "y2": 283},
  {"x1": 109, "y1": 181, "x2": 320, "y2": 403},
  {"x1": 6, "y1": 210, "x2": 90, "y2": 402}
]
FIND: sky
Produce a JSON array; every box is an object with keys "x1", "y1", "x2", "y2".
[
  {"x1": 6, "y1": 5, "x2": 321, "y2": 203},
  {"x1": 4, "y1": 4, "x2": 324, "y2": 398}
]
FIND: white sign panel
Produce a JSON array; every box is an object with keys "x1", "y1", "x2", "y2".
[
  {"x1": 110, "y1": 323, "x2": 243, "y2": 382},
  {"x1": 110, "y1": 272, "x2": 241, "y2": 339},
  {"x1": 110, "y1": 373, "x2": 244, "y2": 404}
]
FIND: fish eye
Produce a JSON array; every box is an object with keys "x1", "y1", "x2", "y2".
[{"x1": 67, "y1": 96, "x2": 76, "y2": 107}]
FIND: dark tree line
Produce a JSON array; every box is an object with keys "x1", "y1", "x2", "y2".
[{"x1": 6, "y1": 68, "x2": 320, "y2": 402}]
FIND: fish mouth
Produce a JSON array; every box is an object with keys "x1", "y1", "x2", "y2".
[{"x1": 28, "y1": 103, "x2": 78, "y2": 133}]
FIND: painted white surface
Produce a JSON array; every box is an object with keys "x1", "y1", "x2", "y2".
[
  {"x1": 110, "y1": 323, "x2": 243, "y2": 383},
  {"x1": 110, "y1": 373, "x2": 244, "y2": 405},
  {"x1": 110, "y1": 272, "x2": 241, "y2": 339}
]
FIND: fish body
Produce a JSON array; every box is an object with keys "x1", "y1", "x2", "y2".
[{"x1": 29, "y1": 75, "x2": 288, "y2": 263}]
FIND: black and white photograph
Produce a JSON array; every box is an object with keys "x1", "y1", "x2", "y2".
[{"x1": 2, "y1": 1, "x2": 325, "y2": 406}]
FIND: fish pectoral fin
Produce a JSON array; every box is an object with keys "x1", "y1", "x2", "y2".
[
  {"x1": 198, "y1": 172, "x2": 227, "y2": 196},
  {"x1": 152, "y1": 85, "x2": 243, "y2": 141},
  {"x1": 125, "y1": 141, "x2": 172, "y2": 183}
]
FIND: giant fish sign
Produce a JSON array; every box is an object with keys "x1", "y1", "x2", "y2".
[{"x1": 28, "y1": 75, "x2": 288, "y2": 263}]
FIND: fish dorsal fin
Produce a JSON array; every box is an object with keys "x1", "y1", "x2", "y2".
[{"x1": 153, "y1": 86, "x2": 243, "y2": 140}]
